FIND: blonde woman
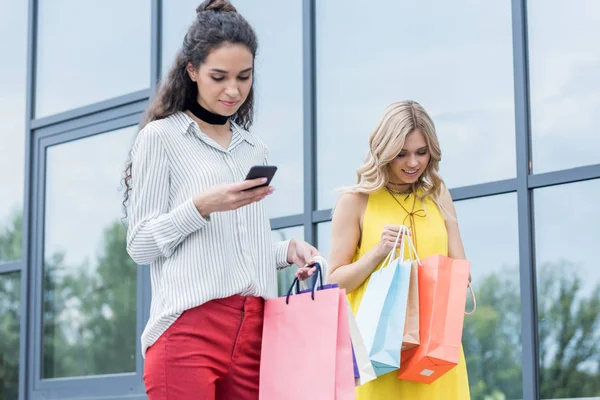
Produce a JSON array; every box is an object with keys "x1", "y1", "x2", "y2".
[{"x1": 327, "y1": 101, "x2": 470, "y2": 398}]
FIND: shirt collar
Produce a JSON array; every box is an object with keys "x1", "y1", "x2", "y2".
[{"x1": 176, "y1": 111, "x2": 255, "y2": 147}]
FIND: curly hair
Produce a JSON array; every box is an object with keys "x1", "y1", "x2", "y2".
[{"x1": 341, "y1": 100, "x2": 444, "y2": 201}]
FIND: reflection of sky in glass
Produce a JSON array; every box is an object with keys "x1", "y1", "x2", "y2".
[
  {"x1": 316, "y1": 0, "x2": 516, "y2": 209},
  {"x1": 317, "y1": 222, "x2": 332, "y2": 260},
  {"x1": 455, "y1": 194, "x2": 520, "y2": 284},
  {"x1": 534, "y1": 180, "x2": 600, "y2": 298},
  {"x1": 0, "y1": 0, "x2": 27, "y2": 261},
  {"x1": 528, "y1": 0, "x2": 600, "y2": 173},
  {"x1": 35, "y1": 0, "x2": 151, "y2": 117},
  {"x1": 162, "y1": 0, "x2": 304, "y2": 218},
  {"x1": 44, "y1": 127, "x2": 136, "y2": 267}
]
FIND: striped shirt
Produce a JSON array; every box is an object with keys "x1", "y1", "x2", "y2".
[{"x1": 126, "y1": 111, "x2": 291, "y2": 357}]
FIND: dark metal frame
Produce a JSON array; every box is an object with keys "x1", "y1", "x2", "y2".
[{"x1": 3, "y1": 0, "x2": 598, "y2": 398}]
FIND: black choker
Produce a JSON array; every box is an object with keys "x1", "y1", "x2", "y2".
[{"x1": 186, "y1": 100, "x2": 229, "y2": 125}]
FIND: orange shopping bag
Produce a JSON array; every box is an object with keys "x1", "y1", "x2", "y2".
[
  {"x1": 259, "y1": 264, "x2": 355, "y2": 400},
  {"x1": 397, "y1": 254, "x2": 475, "y2": 384}
]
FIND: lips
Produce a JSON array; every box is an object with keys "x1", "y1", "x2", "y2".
[
  {"x1": 402, "y1": 169, "x2": 419, "y2": 177},
  {"x1": 220, "y1": 100, "x2": 239, "y2": 108}
]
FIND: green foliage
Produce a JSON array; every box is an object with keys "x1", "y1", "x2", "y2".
[
  {"x1": 0, "y1": 212, "x2": 137, "y2": 394},
  {"x1": 464, "y1": 262, "x2": 600, "y2": 399}
]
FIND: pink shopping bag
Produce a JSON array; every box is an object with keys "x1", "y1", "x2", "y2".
[{"x1": 259, "y1": 265, "x2": 355, "y2": 400}]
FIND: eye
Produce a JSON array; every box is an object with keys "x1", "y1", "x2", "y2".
[
  {"x1": 238, "y1": 75, "x2": 251, "y2": 81},
  {"x1": 417, "y1": 150, "x2": 428, "y2": 156},
  {"x1": 396, "y1": 153, "x2": 407, "y2": 158},
  {"x1": 211, "y1": 76, "x2": 225, "y2": 82}
]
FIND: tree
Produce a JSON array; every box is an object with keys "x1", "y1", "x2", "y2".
[
  {"x1": 0, "y1": 211, "x2": 23, "y2": 399},
  {"x1": 537, "y1": 261, "x2": 600, "y2": 398},
  {"x1": 42, "y1": 221, "x2": 137, "y2": 377},
  {"x1": 0, "y1": 270, "x2": 20, "y2": 400},
  {"x1": 0, "y1": 211, "x2": 22, "y2": 261},
  {"x1": 463, "y1": 268, "x2": 522, "y2": 400},
  {"x1": 464, "y1": 261, "x2": 600, "y2": 400}
]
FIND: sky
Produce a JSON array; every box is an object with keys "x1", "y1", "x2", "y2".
[{"x1": 0, "y1": 0, "x2": 599, "y2": 388}]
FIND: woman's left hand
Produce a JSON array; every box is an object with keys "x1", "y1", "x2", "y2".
[{"x1": 286, "y1": 239, "x2": 321, "y2": 281}]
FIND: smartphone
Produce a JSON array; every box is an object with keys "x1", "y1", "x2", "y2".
[{"x1": 243, "y1": 165, "x2": 278, "y2": 191}]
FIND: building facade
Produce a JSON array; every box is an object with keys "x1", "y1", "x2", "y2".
[{"x1": 0, "y1": 0, "x2": 599, "y2": 399}]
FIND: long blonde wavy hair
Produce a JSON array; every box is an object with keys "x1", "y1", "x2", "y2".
[{"x1": 342, "y1": 100, "x2": 444, "y2": 200}]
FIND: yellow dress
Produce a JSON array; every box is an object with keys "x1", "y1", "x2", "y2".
[{"x1": 347, "y1": 188, "x2": 470, "y2": 399}]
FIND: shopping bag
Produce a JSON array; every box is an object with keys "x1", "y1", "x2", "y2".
[
  {"x1": 355, "y1": 226, "x2": 412, "y2": 376},
  {"x1": 260, "y1": 264, "x2": 355, "y2": 400},
  {"x1": 401, "y1": 234, "x2": 420, "y2": 352},
  {"x1": 346, "y1": 301, "x2": 377, "y2": 386},
  {"x1": 397, "y1": 254, "x2": 474, "y2": 384}
]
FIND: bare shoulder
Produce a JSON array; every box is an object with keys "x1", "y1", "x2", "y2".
[
  {"x1": 333, "y1": 192, "x2": 368, "y2": 219},
  {"x1": 437, "y1": 183, "x2": 458, "y2": 219}
]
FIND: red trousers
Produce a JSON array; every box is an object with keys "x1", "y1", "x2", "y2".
[{"x1": 144, "y1": 295, "x2": 265, "y2": 400}]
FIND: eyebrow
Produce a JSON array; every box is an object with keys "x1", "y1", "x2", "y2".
[
  {"x1": 400, "y1": 146, "x2": 429, "y2": 152},
  {"x1": 209, "y1": 67, "x2": 253, "y2": 74}
]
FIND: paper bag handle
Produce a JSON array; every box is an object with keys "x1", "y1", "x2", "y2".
[
  {"x1": 285, "y1": 263, "x2": 323, "y2": 304},
  {"x1": 465, "y1": 281, "x2": 477, "y2": 315}
]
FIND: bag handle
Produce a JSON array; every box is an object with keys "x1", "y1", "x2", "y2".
[
  {"x1": 380, "y1": 225, "x2": 408, "y2": 270},
  {"x1": 298, "y1": 255, "x2": 329, "y2": 291},
  {"x1": 465, "y1": 281, "x2": 477, "y2": 315},
  {"x1": 285, "y1": 262, "x2": 324, "y2": 304},
  {"x1": 399, "y1": 227, "x2": 421, "y2": 265}
]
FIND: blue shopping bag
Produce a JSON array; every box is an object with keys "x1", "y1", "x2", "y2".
[{"x1": 355, "y1": 228, "x2": 412, "y2": 376}]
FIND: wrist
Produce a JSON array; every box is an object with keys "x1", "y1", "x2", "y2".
[
  {"x1": 286, "y1": 239, "x2": 297, "y2": 264},
  {"x1": 193, "y1": 194, "x2": 211, "y2": 217},
  {"x1": 371, "y1": 243, "x2": 388, "y2": 262}
]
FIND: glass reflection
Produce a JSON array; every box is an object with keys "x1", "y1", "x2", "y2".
[{"x1": 42, "y1": 127, "x2": 138, "y2": 378}]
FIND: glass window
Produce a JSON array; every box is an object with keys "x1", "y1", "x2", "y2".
[
  {"x1": 272, "y1": 226, "x2": 303, "y2": 296},
  {"x1": 35, "y1": 0, "x2": 151, "y2": 117},
  {"x1": 162, "y1": 1, "x2": 304, "y2": 218},
  {"x1": 0, "y1": 0, "x2": 27, "y2": 262},
  {"x1": 528, "y1": 0, "x2": 600, "y2": 173},
  {"x1": 317, "y1": 222, "x2": 332, "y2": 262},
  {"x1": 42, "y1": 127, "x2": 137, "y2": 378},
  {"x1": 0, "y1": 272, "x2": 21, "y2": 399},
  {"x1": 316, "y1": 1, "x2": 516, "y2": 209},
  {"x1": 454, "y1": 194, "x2": 523, "y2": 400},
  {"x1": 534, "y1": 180, "x2": 600, "y2": 399}
]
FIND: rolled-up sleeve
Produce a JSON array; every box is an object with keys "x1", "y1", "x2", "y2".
[
  {"x1": 273, "y1": 240, "x2": 292, "y2": 270},
  {"x1": 126, "y1": 127, "x2": 209, "y2": 265}
]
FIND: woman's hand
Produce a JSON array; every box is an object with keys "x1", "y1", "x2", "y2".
[
  {"x1": 193, "y1": 178, "x2": 274, "y2": 217},
  {"x1": 374, "y1": 225, "x2": 409, "y2": 260},
  {"x1": 287, "y1": 239, "x2": 321, "y2": 281}
]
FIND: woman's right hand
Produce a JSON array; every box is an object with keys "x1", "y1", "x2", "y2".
[
  {"x1": 193, "y1": 178, "x2": 274, "y2": 217},
  {"x1": 374, "y1": 225, "x2": 409, "y2": 259}
]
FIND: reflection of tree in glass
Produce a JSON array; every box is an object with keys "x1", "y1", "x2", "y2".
[
  {"x1": 463, "y1": 267, "x2": 523, "y2": 400},
  {"x1": 0, "y1": 212, "x2": 22, "y2": 261},
  {"x1": 42, "y1": 220, "x2": 137, "y2": 378},
  {"x1": 0, "y1": 212, "x2": 138, "y2": 380},
  {"x1": 0, "y1": 237, "x2": 20, "y2": 400},
  {"x1": 464, "y1": 263, "x2": 600, "y2": 400},
  {"x1": 537, "y1": 261, "x2": 600, "y2": 399}
]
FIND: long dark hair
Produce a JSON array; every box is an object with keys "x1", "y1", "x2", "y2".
[{"x1": 122, "y1": 0, "x2": 258, "y2": 214}]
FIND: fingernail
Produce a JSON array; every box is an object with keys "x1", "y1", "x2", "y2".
[{"x1": 261, "y1": 178, "x2": 268, "y2": 183}]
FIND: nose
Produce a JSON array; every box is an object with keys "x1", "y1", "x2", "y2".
[
  {"x1": 407, "y1": 154, "x2": 419, "y2": 168},
  {"x1": 224, "y1": 82, "x2": 240, "y2": 98}
]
